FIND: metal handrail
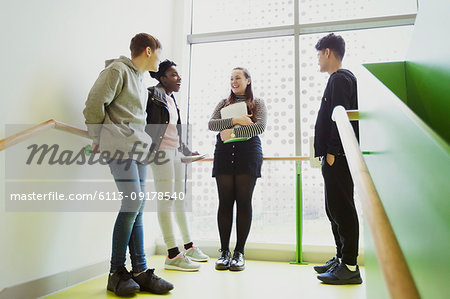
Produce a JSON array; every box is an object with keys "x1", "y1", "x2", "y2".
[{"x1": 332, "y1": 105, "x2": 420, "y2": 299}]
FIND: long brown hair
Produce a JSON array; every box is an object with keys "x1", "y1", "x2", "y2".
[{"x1": 224, "y1": 67, "x2": 256, "y2": 122}]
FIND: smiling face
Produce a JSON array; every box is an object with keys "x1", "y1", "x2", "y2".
[
  {"x1": 160, "y1": 66, "x2": 181, "y2": 94},
  {"x1": 230, "y1": 69, "x2": 250, "y2": 95}
]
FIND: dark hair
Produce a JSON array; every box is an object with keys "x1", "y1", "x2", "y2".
[
  {"x1": 225, "y1": 67, "x2": 256, "y2": 122},
  {"x1": 149, "y1": 60, "x2": 176, "y2": 82},
  {"x1": 130, "y1": 33, "x2": 162, "y2": 58},
  {"x1": 315, "y1": 33, "x2": 345, "y2": 61}
]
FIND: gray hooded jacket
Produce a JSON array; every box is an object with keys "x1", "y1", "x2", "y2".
[{"x1": 83, "y1": 56, "x2": 152, "y2": 160}]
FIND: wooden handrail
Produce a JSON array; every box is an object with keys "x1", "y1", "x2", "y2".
[
  {"x1": 199, "y1": 156, "x2": 309, "y2": 162},
  {"x1": 332, "y1": 106, "x2": 420, "y2": 299},
  {"x1": 0, "y1": 121, "x2": 311, "y2": 162},
  {"x1": 0, "y1": 119, "x2": 90, "y2": 152},
  {"x1": 0, "y1": 110, "x2": 359, "y2": 153},
  {"x1": 347, "y1": 109, "x2": 359, "y2": 121}
]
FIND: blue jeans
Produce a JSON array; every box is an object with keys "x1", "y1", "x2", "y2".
[{"x1": 109, "y1": 159, "x2": 148, "y2": 273}]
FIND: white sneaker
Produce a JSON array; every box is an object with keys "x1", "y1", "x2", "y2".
[
  {"x1": 184, "y1": 246, "x2": 209, "y2": 262},
  {"x1": 164, "y1": 253, "x2": 200, "y2": 271}
]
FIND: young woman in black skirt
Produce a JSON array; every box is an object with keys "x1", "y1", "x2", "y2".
[{"x1": 208, "y1": 67, "x2": 267, "y2": 271}]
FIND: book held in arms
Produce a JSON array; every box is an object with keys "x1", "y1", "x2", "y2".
[{"x1": 220, "y1": 101, "x2": 250, "y2": 143}]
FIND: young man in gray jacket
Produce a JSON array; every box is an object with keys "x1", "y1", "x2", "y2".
[{"x1": 83, "y1": 33, "x2": 174, "y2": 296}]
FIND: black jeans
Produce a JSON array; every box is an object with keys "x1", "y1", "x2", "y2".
[{"x1": 321, "y1": 155, "x2": 359, "y2": 265}]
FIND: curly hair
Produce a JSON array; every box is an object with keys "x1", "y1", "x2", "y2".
[{"x1": 149, "y1": 60, "x2": 176, "y2": 82}]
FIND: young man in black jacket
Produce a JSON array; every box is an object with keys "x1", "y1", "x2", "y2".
[{"x1": 313, "y1": 33, "x2": 362, "y2": 285}]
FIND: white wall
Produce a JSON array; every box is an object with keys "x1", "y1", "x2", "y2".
[
  {"x1": 0, "y1": 0, "x2": 185, "y2": 290},
  {"x1": 167, "y1": 0, "x2": 193, "y2": 120}
]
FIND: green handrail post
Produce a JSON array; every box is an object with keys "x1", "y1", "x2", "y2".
[{"x1": 291, "y1": 160, "x2": 308, "y2": 265}]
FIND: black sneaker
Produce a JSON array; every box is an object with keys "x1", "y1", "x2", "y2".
[
  {"x1": 107, "y1": 266, "x2": 140, "y2": 297},
  {"x1": 132, "y1": 268, "x2": 174, "y2": 294},
  {"x1": 313, "y1": 256, "x2": 339, "y2": 274},
  {"x1": 317, "y1": 263, "x2": 363, "y2": 285}
]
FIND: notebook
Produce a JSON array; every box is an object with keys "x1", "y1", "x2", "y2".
[
  {"x1": 180, "y1": 153, "x2": 207, "y2": 163},
  {"x1": 220, "y1": 101, "x2": 248, "y2": 119},
  {"x1": 220, "y1": 102, "x2": 250, "y2": 143}
]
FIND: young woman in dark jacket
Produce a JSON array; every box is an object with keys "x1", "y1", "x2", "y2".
[{"x1": 146, "y1": 60, "x2": 209, "y2": 271}]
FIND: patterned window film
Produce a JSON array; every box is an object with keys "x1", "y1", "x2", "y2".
[
  {"x1": 188, "y1": 37, "x2": 296, "y2": 243},
  {"x1": 187, "y1": 0, "x2": 416, "y2": 246},
  {"x1": 299, "y1": 0, "x2": 417, "y2": 24},
  {"x1": 192, "y1": 0, "x2": 294, "y2": 34},
  {"x1": 299, "y1": 26, "x2": 414, "y2": 245}
]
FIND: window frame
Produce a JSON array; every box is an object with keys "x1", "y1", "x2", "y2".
[{"x1": 186, "y1": 0, "x2": 416, "y2": 159}]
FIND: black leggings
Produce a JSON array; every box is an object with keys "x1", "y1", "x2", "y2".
[{"x1": 215, "y1": 174, "x2": 257, "y2": 254}]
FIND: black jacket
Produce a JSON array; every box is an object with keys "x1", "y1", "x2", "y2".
[
  {"x1": 145, "y1": 84, "x2": 191, "y2": 155},
  {"x1": 314, "y1": 69, "x2": 359, "y2": 157}
]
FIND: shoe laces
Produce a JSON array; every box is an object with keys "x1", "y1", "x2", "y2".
[
  {"x1": 218, "y1": 249, "x2": 230, "y2": 258},
  {"x1": 232, "y1": 251, "x2": 243, "y2": 259},
  {"x1": 329, "y1": 257, "x2": 336, "y2": 263},
  {"x1": 115, "y1": 267, "x2": 132, "y2": 280},
  {"x1": 180, "y1": 252, "x2": 192, "y2": 263},
  {"x1": 187, "y1": 246, "x2": 198, "y2": 253},
  {"x1": 328, "y1": 262, "x2": 340, "y2": 274},
  {"x1": 145, "y1": 268, "x2": 160, "y2": 281}
]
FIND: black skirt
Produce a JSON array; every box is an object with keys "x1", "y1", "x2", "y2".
[{"x1": 212, "y1": 134, "x2": 263, "y2": 178}]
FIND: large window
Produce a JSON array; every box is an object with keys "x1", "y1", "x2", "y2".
[
  {"x1": 187, "y1": 0, "x2": 417, "y2": 247},
  {"x1": 189, "y1": 37, "x2": 297, "y2": 243},
  {"x1": 298, "y1": 0, "x2": 417, "y2": 24},
  {"x1": 192, "y1": 0, "x2": 295, "y2": 33},
  {"x1": 299, "y1": 26, "x2": 414, "y2": 246}
]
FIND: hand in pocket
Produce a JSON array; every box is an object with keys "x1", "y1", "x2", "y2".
[{"x1": 326, "y1": 153, "x2": 335, "y2": 166}]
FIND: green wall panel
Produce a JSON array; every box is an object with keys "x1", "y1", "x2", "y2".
[
  {"x1": 405, "y1": 62, "x2": 450, "y2": 144},
  {"x1": 405, "y1": 0, "x2": 450, "y2": 145},
  {"x1": 362, "y1": 2, "x2": 450, "y2": 296},
  {"x1": 364, "y1": 60, "x2": 450, "y2": 144},
  {"x1": 364, "y1": 62, "x2": 408, "y2": 103},
  {"x1": 360, "y1": 69, "x2": 450, "y2": 299}
]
